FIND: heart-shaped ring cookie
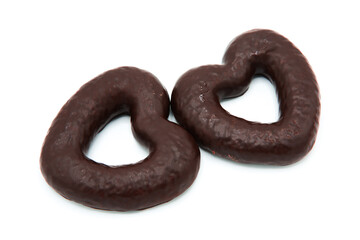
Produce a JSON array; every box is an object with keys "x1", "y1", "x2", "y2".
[{"x1": 171, "y1": 29, "x2": 320, "y2": 165}]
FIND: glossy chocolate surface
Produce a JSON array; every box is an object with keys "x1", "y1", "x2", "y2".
[
  {"x1": 171, "y1": 29, "x2": 320, "y2": 165},
  {"x1": 41, "y1": 67, "x2": 200, "y2": 211}
]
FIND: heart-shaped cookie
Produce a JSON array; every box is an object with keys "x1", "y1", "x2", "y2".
[
  {"x1": 41, "y1": 67, "x2": 200, "y2": 211},
  {"x1": 171, "y1": 29, "x2": 320, "y2": 165}
]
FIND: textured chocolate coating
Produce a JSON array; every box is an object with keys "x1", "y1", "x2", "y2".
[
  {"x1": 171, "y1": 29, "x2": 320, "y2": 165},
  {"x1": 40, "y1": 67, "x2": 200, "y2": 211}
]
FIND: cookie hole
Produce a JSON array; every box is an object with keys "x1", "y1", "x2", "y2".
[
  {"x1": 220, "y1": 75, "x2": 280, "y2": 123},
  {"x1": 85, "y1": 115, "x2": 148, "y2": 166}
]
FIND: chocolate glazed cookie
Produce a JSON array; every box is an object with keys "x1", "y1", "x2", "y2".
[
  {"x1": 171, "y1": 29, "x2": 320, "y2": 165},
  {"x1": 40, "y1": 67, "x2": 200, "y2": 211}
]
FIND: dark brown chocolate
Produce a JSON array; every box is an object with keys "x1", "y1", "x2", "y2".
[
  {"x1": 40, "y1": 67, "x2": 200, "y2": 211},
  {"x1": 171, "y1": 29, "x2": 320, "y2": 165}
]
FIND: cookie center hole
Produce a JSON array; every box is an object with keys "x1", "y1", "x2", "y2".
[
  {"x1": 85, "y1": 115, "x2": 148, "y2": 166},
  {"x1": 220, "y1": 75, "x2": 280, "y2": 123}
]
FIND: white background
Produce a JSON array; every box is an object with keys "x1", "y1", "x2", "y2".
[{"x1": 1, "y1": 1, "x2": 359, "y2": 239}]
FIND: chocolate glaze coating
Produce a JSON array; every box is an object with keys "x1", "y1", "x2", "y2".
[
  {"x1": 40, "y1": 67, "x2": 200, "y2": 211},
  {"x1": 171, "y1": 29, "x2": 320, "y2": 165}
]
